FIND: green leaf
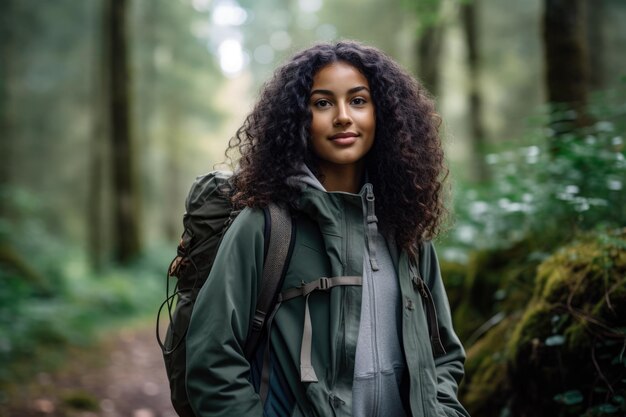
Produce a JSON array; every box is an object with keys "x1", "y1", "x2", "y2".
[
  {"x1": 594, "y1": 403, "x2": 618, "y2": 414},
  {"x1": 554, "y1": 390, "x2": 583, "y2": 405},
  {"x1": 610, "y1": 355, "x2": 626, "y2": 366},
  {"x1": 545, "y1": 335, "x2": 565, "y2": 346}
]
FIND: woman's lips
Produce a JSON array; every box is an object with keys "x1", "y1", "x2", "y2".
[{"x1": 329, "y1": 132, "x2": 358, "y2": 145}]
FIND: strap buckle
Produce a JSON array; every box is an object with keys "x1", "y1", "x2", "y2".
[
  {"x1": 252, "y1": 309, "x2": 266, "y2": 331},
  {"x1": 318, "y1": 277, "x2": 330, "y2": 290}
]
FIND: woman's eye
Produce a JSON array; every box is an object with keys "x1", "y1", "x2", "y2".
[
  {"x1": 315, "y1": 99, "x2": 331, "y2": 108},
  {"x1": 351, "y1": 97, "x2": 367, "y2": 105}
]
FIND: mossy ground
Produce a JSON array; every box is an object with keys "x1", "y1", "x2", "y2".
[{"x1": 448, "y1": 230, "x2": 626, "y2": 417}]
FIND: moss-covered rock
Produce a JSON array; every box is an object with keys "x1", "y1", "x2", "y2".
[
  {"x1": 460, "y1": 230, "x2": 626, "y2": 417},
  {"x1": 507, "y1": 232, "x2": 626, "y2": 417},
  {"x1": 439, "y1": 259, "x2": 466, "y2": 311},
  {"x1": 444, "y1": 238, "x2": 541, "y2": 343},
  {"x1": 460, "y1": 317, "x2": 515, "y2": 417}
]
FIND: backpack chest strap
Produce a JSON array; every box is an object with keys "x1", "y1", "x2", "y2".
[
  {"x1": 278, "y1": 275, "x2": 362, "y2": 303},
  {"x1": 258, "y1": 275, "x2": 363, "y2": 401},
  {"x1": 277, "y1": 276, "x2": 362, "y2": 383}
]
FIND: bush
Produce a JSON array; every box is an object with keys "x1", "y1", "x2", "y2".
[
  {"x1": 441, "y1": 87, "x2": 626, "y2": 262},
  {"x1": 0, "y1": 186, "x2": 167, "y2": 386}
]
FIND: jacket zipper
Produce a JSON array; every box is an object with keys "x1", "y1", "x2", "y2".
[{"x1": 363, "y1": 185, "x2": 381, "y2": 416}]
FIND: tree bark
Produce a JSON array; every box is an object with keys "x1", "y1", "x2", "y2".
[
  {"x1": 88, "y1": 0, "x2": 108, "y2": 271},
  {"x1": 0, "y1": 0, "x2": 15, "y2": 216},
  {"x1": 164, "y1": 103, "x2": 182, "y2": 241},
  {"x1": 417, "y1": 24, "x2": 444, "y2": 98},
  {"x1": 461, "y1": 0, "x2": 489, "y2": 183},
  {"x1": 586, "y1": 0, "x2": 605, "y2": 91},
  {"x1": 137, "y1": 0, "x2": 158, "y2": 157},
  {"x1": 106, "y1": 0, "x2": 141, "y2": 263},
  {"x1": 543, "y1": 0, "x2": 590, "y2": 148}
]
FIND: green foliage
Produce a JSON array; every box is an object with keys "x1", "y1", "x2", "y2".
[
  {"x1": 401, "y1": 0, "x2": 442, "y2": 29},
  {"x1": 554, "y1": 390, "x2": 584, "y2": 406},
  {"x1": 0, "y1": 186, "x2": 167, "y2": 387},
  {"x1": 442, "y1": 88, "x2": 626, "y2": 261}
]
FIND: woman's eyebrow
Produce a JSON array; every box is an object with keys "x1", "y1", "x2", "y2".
[
  {"x1": 347, "y1": 86, "x2": 370, "y2": 94},
  {"x1": 310, "y1": 86, "x2": 370, "y2": 96}
]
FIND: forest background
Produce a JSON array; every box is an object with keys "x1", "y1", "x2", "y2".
[{"x1": 1, "y1": 0, "x2": 625, "y2": 416}]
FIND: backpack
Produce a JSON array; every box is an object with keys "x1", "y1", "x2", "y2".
[{"x1": 156, "y1": 171, "x2": 294, "y2": 417}]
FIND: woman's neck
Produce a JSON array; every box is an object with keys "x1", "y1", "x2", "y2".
[{"x1": 317, "y1": 162, "x2": 365, "y2": 193}]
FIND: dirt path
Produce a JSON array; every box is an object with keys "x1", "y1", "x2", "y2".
[{"x1": 1, "y1": 323, "x2": 177, "y2": 417}]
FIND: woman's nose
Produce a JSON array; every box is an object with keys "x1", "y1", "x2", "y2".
[{"x1": 333, "y1": 103, "x2": 352, "y2": 126}]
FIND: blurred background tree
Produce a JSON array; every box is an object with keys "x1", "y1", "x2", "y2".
[{"x1": 0, "y1": 0, "x2": 625, "y2": 415}]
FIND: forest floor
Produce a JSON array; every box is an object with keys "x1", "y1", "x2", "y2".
[{"x1": 1, "y1": 321, "x2": 177, "y2": 417}]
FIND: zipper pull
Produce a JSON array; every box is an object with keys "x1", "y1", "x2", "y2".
[
  {"x1": 365, "y1": 186, "x2": 377, "y2": 224},
  {"x1": 364, "y1": 184, "x2": 380, "y2": 271}
]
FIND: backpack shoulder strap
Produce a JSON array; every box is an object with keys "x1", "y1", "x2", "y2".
[{"x1": 243, "y1": 203, "x2": 295, "y2": 359}]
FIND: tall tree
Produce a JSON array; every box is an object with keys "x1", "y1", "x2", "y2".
[
  {"x1": 88, "y1": 0, "x2": 109, "y2": 270},
  {"x1": 543, "y1": 0, "x2": 590, "y2": 149},
  {"x1": 106, "y1": 0, "x2": 141, "y2": 263},
  {"x1": 417, "y1": 24, "x2": 444, "y2": 97},
  {"x1": 407, "y1": 0, "x2": 444, "y2": 97},
  {"x1": 411, "y1": 0, "x2": 489, "y2": 181},
  {"x1": 0, "y1": 0, "x2": 15, "y2": 210},
  {"x1": 461, "y1": 0, "x2": 488, "y2": 182},
  {"x1": 586, "y1": 0, "x2": 606, "y2": 91},
  {"x1": 132, "y1": 0, "x2": 222, "y2": 242}
]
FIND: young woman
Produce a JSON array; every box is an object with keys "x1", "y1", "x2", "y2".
[{"x1": 185, "y1": 41, "x2": 469, "y2": 417}]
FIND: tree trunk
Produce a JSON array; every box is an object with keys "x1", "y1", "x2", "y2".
[
  {"x1": 586, "y1": 0, "x2": 605, "y2": 91},
  {"x1": 417, "y1": 24, "x2": 444, "y2": 98},
  {"x1": 106, "y1": 0, "x2": 141, "y2": 263},
  {"x1": 0, "y1": 0, "x2": 15, "y2": 216},
  {"x1": 88, "y1": 0, "x2": 108, "y2": 271},
  {"x1": 88, "y1": 110, "x2": 106, "y2": 270},
  {"x1": 543, "y1": 0, "x2": 590, "y2": 150},
  {"x1": 164, "y1": 104, "x2": 182, "y2": 241},
  {"x1": 461, "y1": 0, "x2": 489, "y2": 183},
  {"x1": 137, "y1": 0, "x2": 158, "y2": 159}
]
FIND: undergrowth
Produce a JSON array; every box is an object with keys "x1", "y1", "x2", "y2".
[{"x1": 0, "y1": 188, "x2": 170, "y2": 399}]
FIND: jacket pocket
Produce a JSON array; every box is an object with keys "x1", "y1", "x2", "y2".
[{"x1": 419, "y1": 368, "x2": 444, "y2": 417}]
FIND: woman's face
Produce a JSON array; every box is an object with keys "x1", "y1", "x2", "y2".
[{"x1": 309, "y1": 61, "x2": 376, "y2": 175}]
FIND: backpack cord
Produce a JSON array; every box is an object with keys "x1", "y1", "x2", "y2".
[{"x1": 156, "y1": 256, "x2": 202, "y2": 354}]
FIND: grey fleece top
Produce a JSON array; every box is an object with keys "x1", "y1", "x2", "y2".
[{"x1": 296, "y1": 166, "x2": 407, "y2": 417}]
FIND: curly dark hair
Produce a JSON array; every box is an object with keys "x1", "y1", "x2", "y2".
[{"x1": 225, "y1": 40, "x2": 448, "y2": 251}]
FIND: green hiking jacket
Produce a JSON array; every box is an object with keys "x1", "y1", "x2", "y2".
[{"x1": 185, "y1": 184, "x2": 469, "y2": 417}]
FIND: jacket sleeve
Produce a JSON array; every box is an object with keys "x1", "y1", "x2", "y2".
[
  {"x1": 421, "y1": 242, "x2": 471, "y2": 417},
  {"x1": 185, "y1": 208, "x2": 265, "y2": 417}
]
